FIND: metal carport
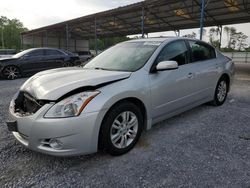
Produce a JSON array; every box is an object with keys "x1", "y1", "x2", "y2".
[{"x1": 21, "y1": 0, "x2": 250, "y2": 52}]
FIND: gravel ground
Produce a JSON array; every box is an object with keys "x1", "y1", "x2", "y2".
[{"x1": 0, "y1": 63, "x2": 250, "y2": 187}]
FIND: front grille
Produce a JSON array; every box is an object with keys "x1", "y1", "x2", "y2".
[{"x1": 14, "y1": 91, "x2": 45, "y2": 116}]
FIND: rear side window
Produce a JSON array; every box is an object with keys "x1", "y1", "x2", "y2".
[
  {"x1": 155, "y1": 40, "x2": 188, "y2": 66},
  {"x1": 45, "y1": 49, "x2": 64, "y2": 56},
  {"x1": 188, "y1": 41, "x2": 216, "y2": 62}
]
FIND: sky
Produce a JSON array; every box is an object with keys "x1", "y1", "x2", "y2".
[{"x1": 1, "y1": 0, "x2": 250, "y2": 47}]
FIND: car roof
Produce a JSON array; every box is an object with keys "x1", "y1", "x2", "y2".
[{"x1": 28, "y1": 47, "x2": 63, "y2": 51}]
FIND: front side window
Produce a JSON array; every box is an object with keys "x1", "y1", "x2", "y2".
[
  {"x1": 188, "y1": 41, "x2": 216, "y2": 62},
  {"x1": 155, "y1": 40, "x2": 188, "y2": 66},
  {"x1": 85, "y1": 42, "x2": 160, "y2": 72},
  {"x1": 27, "y1": 50, "x2": 44, "y2": 57}
]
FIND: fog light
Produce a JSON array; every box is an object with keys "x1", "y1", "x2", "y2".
[{"x1": 49, "y1": 139, "x2": 63, "y2": 150}]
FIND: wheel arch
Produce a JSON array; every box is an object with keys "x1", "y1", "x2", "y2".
[
  {"x1": 97, "y1": 97, "x2": 148, "y2": 150},
  {"x1": 220, "y1": 73, "x2": 230, "y2": 91},
  {"x1": 101, "y1": 97, "x2": 148, "y2": 131}
]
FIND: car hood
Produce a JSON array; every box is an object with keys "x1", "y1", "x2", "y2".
[{"x1": 20, "y1": 67, "x2": 131, "y2": 100}]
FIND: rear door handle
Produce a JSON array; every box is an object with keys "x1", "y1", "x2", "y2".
[{"x1": 187, "y1": 73, "x2": 194, "y2": 78}]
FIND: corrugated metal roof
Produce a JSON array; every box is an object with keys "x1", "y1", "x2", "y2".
[{"x1": 22, "y1": 0, "x2": 250, "y2": 39}]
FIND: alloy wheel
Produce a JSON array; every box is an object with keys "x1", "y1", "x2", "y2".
[
  {"x1": 217, "y1": 80, "x2": 227, "y2": 102},
  {"x1": 110, "y1": 111, "x2": 139, "y2": 149},
  {"x1": 3, "y1": 66, "x2": 19, "y2": 80}
]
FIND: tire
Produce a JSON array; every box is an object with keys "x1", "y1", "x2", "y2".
[
  {"x1": 74, "y1": 60, "x2": 81, "y2": 66},
  {"x1": 2, "y1": 66, "x2": 21, "y2": 80},
  {"x1": 99, "y1": 102, "x2": 143, "y2": 156},
  {"x1": 63, "y1": 62, "x2": 73, "y2": 67},
  {"x1": 211, "y1": 77, "x2": 229, "y2": 106}
]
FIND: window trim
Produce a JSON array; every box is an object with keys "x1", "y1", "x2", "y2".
[
  {"x1": 186, "y1": 39, "x2": 217, "y2": 63},
  {"x1": 150, "y1": 39, "x2": 189, "y2": 73}
]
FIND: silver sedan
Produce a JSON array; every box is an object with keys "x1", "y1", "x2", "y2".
[{"x1": 7, "y1": 37, "x2": 234, "y2": 156}]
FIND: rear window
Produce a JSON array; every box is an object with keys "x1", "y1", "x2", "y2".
[
  {"x1": 45, "y1": 49, "x2": 64, "y2": 56},
  {"x1": 188, "y1": 41, "x2": 216, "y2": 62}
]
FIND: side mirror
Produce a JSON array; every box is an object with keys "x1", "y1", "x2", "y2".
[{"x1": 156, "y1": 61, "x2": 178, "y2": 71}]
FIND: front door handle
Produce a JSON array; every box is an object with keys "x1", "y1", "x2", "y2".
[{"x1": 187, "y1": 73, "x2": 194, "y2": 78}]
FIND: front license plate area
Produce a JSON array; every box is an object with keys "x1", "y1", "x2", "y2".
[{"x1": 6, "y1": 121, "x2": 18, "y2": 132}]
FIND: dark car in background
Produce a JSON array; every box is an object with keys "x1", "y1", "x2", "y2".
[{"x1": 0, "y1": 48, "x2": 80, "y2": 79}]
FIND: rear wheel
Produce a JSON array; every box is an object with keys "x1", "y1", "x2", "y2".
[
  {"x1": 2, "y1": 66, "x2": 20, "y2": 80},
  {"x1": 211, "y1": 77, "x2": 229, "y2": 106},
  {"x1": 99, "y1": 102, "x2": 143, "y2": 155},
  {"x1": 63, "y1": 62, "x2": 73, "y2": 67}
]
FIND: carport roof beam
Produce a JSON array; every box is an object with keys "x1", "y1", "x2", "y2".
[{"x1": 21, "y1": 0, "x2": 250, "y2": 40}]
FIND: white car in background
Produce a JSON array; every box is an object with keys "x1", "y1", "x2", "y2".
[{"x1": 76, "y1": 51, "x2": 94, "y2": 62}]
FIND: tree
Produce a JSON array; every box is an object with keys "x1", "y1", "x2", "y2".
[
  {"x1": 236, "y1": 32, "x2": 248, "y2": 51},
  {"x1": 208, "y1": 27, "x2": 220, "y2": 49},
  {"x1": 182, "y1": 32, "x2": 197, "y2": 39},
  {"x1": 223, "y1": 26, "x2": 248, "y2": 51},
  {"x1": 224, "y1": 26, "x2": 237, "y2": 49},
  {"x1": 0, "y1": 16, "x2": 28, "y2": 50}
]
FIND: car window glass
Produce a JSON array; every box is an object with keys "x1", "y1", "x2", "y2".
[
  {"x1": 27, "y1": 50, "x2": 43, "y2": 57},
  {"x1": 46, "y1": 49, "x2": 64, "y2": 56},
  {"x1": 189, "y1": 41, "x2": 216, "y2": 62},
  {"x1": 155, "y1": 40, "x2": 188, "y2": 66},
  {"x1": 85, "y1": 42, "x2": 159, "y2": 72}
]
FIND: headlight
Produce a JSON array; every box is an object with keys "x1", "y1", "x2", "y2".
[{"x1": 44, "y1": 91, "x2": 100, "y2": 118}]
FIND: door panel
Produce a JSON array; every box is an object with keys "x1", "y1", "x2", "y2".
[
  {"x1": 20, "y1": 49, "x2": 46, "y2": 75},
  {"x1": 44, "y1": 49, "x2": 65, "y2": 69},
  {"x1": 150, "y1": 64, "x2": 199, "y2": 119},
  {"x1": 150, "y1": 40, "x2": 198, "y2": 119},
  {"x1": 187, "y1": 40, "x2": 220, "y2": 99}
]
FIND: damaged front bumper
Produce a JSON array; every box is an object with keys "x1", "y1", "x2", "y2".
[{"x1": 6, "y1": 92, "x2": 103, "y2": 156}]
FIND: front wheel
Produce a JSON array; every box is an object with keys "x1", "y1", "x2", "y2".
[
  {"x1": 99, "y1": 102, "x2": 143, "y2": 155},
  {"x1": 2, "y1": 66, "x2": 20, "y2": 80},
  {"x1": 211, "y1": 77, "x2": 229, "y2": 106}
]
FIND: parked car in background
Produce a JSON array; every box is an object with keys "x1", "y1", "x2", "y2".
[
  {"x1": 0, "y1": 49, "x2": 16, "y2": 59},
  {"x1": 0, "y1": 48, "x2": 80, "y2": 79},
  {"x1": 76, "y1": 51, "x2": 94, "y2": 62},
  {"x1": 7, "y1": 37, "x2": 234, "y2": 156}
]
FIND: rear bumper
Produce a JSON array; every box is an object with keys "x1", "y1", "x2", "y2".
[{"x1": 8, "y1": 102, "x2": 105, "y2": 157}]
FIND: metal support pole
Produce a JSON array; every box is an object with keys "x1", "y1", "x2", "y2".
[
  {"x1": 141, "y1": 7, "x2": 145, "y2": 38},
  {"x1": 1, "y1": 26, "x2": 4, "y2": 48},
  {"x1": 21, "y1": 35, "x2": 23, "y2": 50},
  {"x1": 95, "y1": 18, "x2": 98, "y2": 55},
  {"x1": 200, "y1": 0, "x2": 205, "y2": 40},
  {"x1": 32, "y1": 34, "x2": 35, "y2": 48},
  {"x1": 45, "y1": 30, "x2": 48, "y2": 47},
  {"x1": 58, "y1": 37, "x2": 61, "y2": 49},
  {"x1": 66, "y1": 24, "x2": 69, "y2": 50},
  {"x1": 219, "y1": 25, "x2": 222, "y2": 50},
  {"x1": 75, "y1": 39, "x2": 77, "y2": 52}
]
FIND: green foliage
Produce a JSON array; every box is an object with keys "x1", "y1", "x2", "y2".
[
  {"x1": 89, "y1": 36, "x2": 130, "y2": 51},
  {"x1": 223, "y1": 26, "x2": 248, "y2": 51},
  {"x1": 0, "y1": 16, "x2": 28, "y2": 50},
  {"x1": 208, "y1": 27, "x2": 221, "y2": 49},
  {"x1": 182, "y1": 32, "x2": 197, "y2": 39}
]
